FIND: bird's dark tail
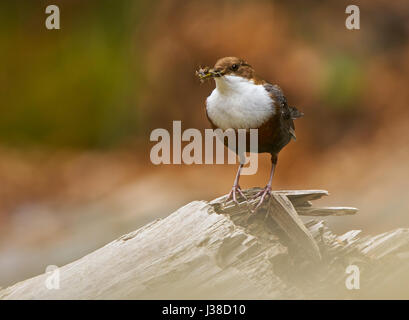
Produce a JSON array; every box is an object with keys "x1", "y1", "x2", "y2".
[{"x1": 289, "y1": 106, "x2": 304, "y2": 119}]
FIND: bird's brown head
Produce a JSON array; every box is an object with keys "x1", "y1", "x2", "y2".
[{"x1": 196, "y1": 57, "x2": 255, "y2": 82}]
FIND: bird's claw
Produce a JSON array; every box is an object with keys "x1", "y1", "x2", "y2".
[
  {"x1": 224, "y1": 185, "x2": 247, "y2": 206},
  {"x1": 251, "y1": 186, "x2": 272, "y2": 213}
]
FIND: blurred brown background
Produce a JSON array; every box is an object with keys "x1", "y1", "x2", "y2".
[{"x1": 1, "y1": 0, "x2": 409, "y2": 288}]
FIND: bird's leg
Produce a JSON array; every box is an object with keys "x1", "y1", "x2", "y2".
[
  {"x1": 225, "y1": 163, "x2": 247, "y2": 205},
  {"x1": 252, "y1": 155, "x2": 277, "y2": 212}
]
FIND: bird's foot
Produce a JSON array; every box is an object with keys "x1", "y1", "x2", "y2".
[
  {"x1": 224, "y1": 184, "x2": 247, "y2": 206},
  {"x1": 251, "y1": 185, "x2": 272, "y2": 212}
]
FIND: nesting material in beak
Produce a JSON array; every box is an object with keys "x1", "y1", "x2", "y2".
[
  {"x1": 196, "y1": 67, "x2": 223, "y2": 83},
  {"x1": 196, "y1": 67, "x2": 212, "y2": 82}
]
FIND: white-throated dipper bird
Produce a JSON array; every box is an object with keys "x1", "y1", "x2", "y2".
[{"x1": 196, "y1": 57, "x2": 303, "y2": 211}]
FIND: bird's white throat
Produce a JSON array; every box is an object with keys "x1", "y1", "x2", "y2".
[{"x1": 206, "y1": 75, "x2": 275, "y2": 130}]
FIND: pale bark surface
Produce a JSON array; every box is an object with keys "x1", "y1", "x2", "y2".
[{"x1": 1, "y1": 188, "x2": 408, "y2": 299}]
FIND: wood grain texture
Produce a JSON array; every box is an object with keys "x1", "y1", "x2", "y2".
[{"x1": 1, "y1": 189, "x2": 408, "y2": 300}]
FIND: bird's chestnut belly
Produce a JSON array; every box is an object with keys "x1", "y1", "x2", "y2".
[{"x1": 218, "y1": 115, "x2": 291, "y2": 155}]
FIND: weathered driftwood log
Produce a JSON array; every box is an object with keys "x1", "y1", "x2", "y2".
[{"x1": 1, "y1": 188, "x2": 408, "y2": 299}]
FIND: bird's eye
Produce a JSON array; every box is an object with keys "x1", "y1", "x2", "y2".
[{"x1": 231, "y1": 64, "x2": 239, "y2": 71}]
